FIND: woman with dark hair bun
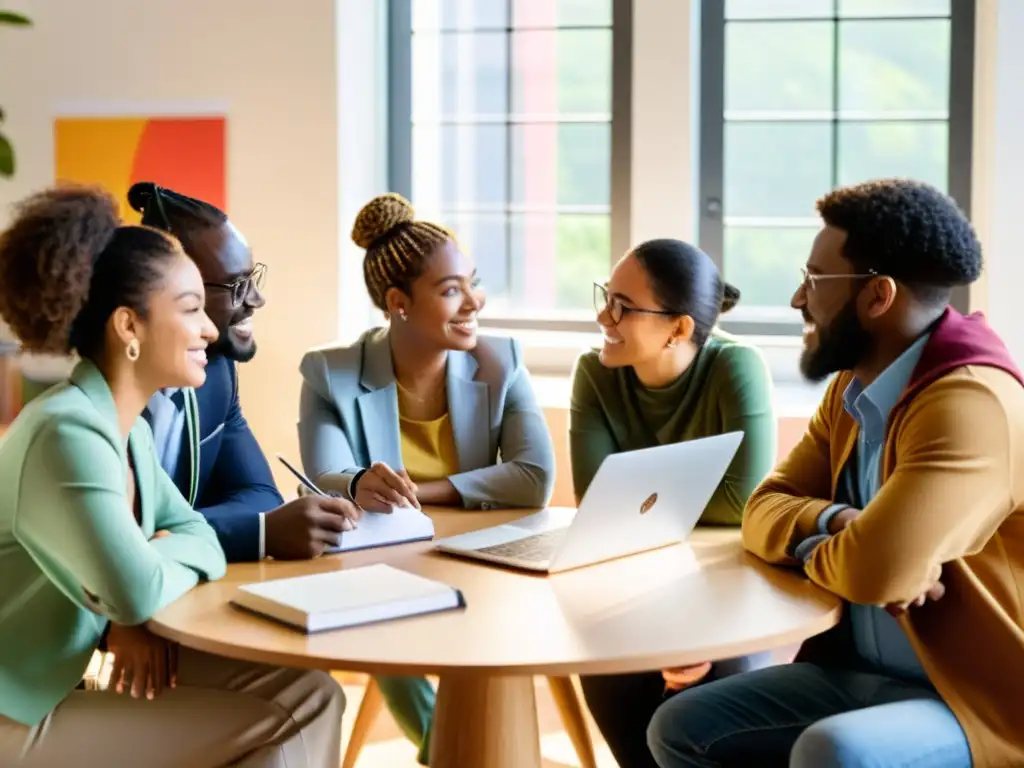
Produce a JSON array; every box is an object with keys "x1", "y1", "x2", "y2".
[
  {"x1": 571, "y1": 239, "x2": 776, "y2": 768},
  {"x1": 0, "y1": 185, "x2": 345, "y2": 766}
]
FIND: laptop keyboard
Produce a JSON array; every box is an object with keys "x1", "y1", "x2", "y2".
[{"x1": 475, "y1": 528, "x2": 568, "y2": 563}]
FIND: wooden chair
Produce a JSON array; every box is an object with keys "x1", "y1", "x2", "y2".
[{"x1": 342, "y1": 674, "x2": 597, "y2": 768}]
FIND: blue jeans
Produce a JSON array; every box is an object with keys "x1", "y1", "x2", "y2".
[
  {"x1": 579, "y1": 653, "x2": 772, "y2": 768},
  {"x1": 647, "y1": 662, "x2": 971, "y2": 768}
]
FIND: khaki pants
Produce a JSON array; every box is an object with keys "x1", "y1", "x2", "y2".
[{"x1": 0, "y1": 647, "x2": 344, "y2": 768}]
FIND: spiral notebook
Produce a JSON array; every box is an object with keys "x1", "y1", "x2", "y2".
[{"x1": 232, "y1": 564, "x2": 466, "y2": 633}]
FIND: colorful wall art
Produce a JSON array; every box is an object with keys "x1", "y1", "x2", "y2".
[{"x1": 54, "y1": 115, "x2": 226, "y2": 221}]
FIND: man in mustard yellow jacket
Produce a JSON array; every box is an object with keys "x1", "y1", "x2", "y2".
[{"x1": 647, "y1": 179, "x2": 1024, "y2": 768}]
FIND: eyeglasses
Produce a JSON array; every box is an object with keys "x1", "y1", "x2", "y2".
[
  {"x1": 205, "y1": 263, "x2": 267, "y2": 308},
  {"x1": 593, "y1": 282, "x2": 677, "y2": 327},
  {"x1": 800, "y1": 266, "x2": 877, "y2": 292}
]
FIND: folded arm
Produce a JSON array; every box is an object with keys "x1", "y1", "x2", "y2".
[
  {"x1": 448, "y1": 365, "x2": 556, "y2": 508},
  {"x1": 742, "y1": 377, "x2": 842, "y2": 564},
  {"x1": 804, "y1": 374, "x2": 1016, "y2": 606},
  {"x1": 149, "y1": 461, "x2": 228, "y2": 578},
  {"x1": 13, "y1": 418, "x2": 226, "y2": 626}
]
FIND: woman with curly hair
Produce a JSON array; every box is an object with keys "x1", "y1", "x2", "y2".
[{"x1": 0, "y1": 185, "x2": 345, "y2": 767}]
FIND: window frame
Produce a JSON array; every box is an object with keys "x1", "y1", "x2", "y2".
[
  {"x1": 697, "y1": 0, "x2": 977, "y2": 336},
  {"x1": 386, "y1": 0, "x2": 634, "y2": 334}
]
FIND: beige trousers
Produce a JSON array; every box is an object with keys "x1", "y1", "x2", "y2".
[{"x1": 0, "y1": 647, "x2": 344, "y2": 768}]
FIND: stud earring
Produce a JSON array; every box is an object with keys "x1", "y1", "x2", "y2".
[
  {"x1": 125, "y1": 338, "x2": 140, "y2": 361},
  {"x1": 398, "y1": 310, "x2": 408, "y2": 322},
  {"x1": 666, "y1": 339, "x2": 678, "y2": 349}
]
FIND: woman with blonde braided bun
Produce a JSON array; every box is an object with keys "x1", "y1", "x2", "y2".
[{"x1": 298, "y1": 193, "x2": 555, "y2": 763}]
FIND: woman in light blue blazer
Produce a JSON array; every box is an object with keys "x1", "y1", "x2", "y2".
[
  {"x1": 298, "y1": 193, "x2": 556, "y2": 764},
  {"x1": 0, "y1": 186, "x2": 346, "y2": 767}
]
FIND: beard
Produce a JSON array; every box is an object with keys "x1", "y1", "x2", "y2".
[
  {"x1": 800, "y1": 297, "x2": 873, "y2": 382},
  {"x1": 208, "y1": 313, "x2": 257, "y2": 363},
  {"x1": 210, "y1": 335, "x2": 257, "y2": 363}
]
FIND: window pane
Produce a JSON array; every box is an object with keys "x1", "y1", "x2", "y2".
[
  {"x1": 726, "y1": 0, "x2": 833, "y2": 20},
  {"x1": 725, "y1": 22, "x2": 834, "y2": 113},
  {"x1": 839, "y1": 20, "x2": 950, "y2": 114},
  {"x1": 838, "y1": 122, "x2": 948, "y2": 190},
  {"x1": 448, "y1": 213, "x2": 510, "y2": 298},
  {"x1": 839, "y1": 0, "x2": 950, "y2": 17},
  {"x1": 512, "y1": 123, "x2": 610, "y2": 207},
  {"x1": 724, "y1": 227, "x2": 819, "y2": 309},
  {"x1": 514, "y1": 0, "x2": 612, "y2": 27},
  {"x1": 510, "y1": 214, "x2": 610, "y2": 311},
  {"x1": 412, "y1": 32, "x2": 509, "y2": 119},
  {"x1": 413, "y1": 124, "x2": 508, "y2": 209},
  {"x1": 512, "y1": 29, "x2": 611, "y2": 115},
  {"x1": 411, "y1": 0, "x2": 508, "y2": 30},
  {"x1": 725, "y1": 122, "x2": 831, "y2": 218}
]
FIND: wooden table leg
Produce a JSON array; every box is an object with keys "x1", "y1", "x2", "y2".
[{"x1": 429, "y1": 674, "x2": 541, "y2": 768}]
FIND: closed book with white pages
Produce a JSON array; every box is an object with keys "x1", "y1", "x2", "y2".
[{"x1": 231, "y1": 564, "x2": 466, "y2": 633}]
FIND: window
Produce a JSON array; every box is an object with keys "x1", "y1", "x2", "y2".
[
  {"x1": 699, "y1": 0, "x2": 975, "y2": 334},
  {"x1": 389, "y1": 0, "x2": 629, "y2": 324}
]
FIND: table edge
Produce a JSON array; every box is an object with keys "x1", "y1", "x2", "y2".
[{"x1": 148, "y1": 601, "x2": 842, "y2": 677}]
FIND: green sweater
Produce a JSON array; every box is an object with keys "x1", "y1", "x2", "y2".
[
  {"x1": 569, "y1": 332, "x2": 776, "y2": 525},
  {"x1": 0, "y1": 361, "x2": 226, "y2": 726}
]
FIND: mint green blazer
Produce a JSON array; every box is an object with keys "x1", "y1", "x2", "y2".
[{"x1": 0, "y1": 361, "x2": 226, "y2": 726}]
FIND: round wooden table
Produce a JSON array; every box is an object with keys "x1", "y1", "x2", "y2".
[{"x1": 150, "y1": 508, "x2": 841, "y2": 768}]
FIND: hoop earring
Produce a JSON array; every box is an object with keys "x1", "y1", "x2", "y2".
[{"x1": 125, "y1": 338, "x2": 140, "y2": 361}]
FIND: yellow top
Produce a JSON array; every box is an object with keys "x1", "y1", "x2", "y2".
[{"x1": 399, "y1": 410, "x2": 459, "y2": 484}]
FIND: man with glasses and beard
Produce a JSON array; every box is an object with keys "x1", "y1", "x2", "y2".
[
  {"x1": 127, "y1": 183, "x2": 359, "y2": 563},
  {"x1": 646, "y1": 179, "x2": 1024, "y2": 767}
]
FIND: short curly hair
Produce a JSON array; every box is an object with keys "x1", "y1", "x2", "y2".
[
  {"x1": 817, "y1": 179, "x2": 982, "y2": 304},
  {"x1": 352, "y1": 193, "x2": 454, "y2": 311},
  {"x1": 0, "y1": 185, "x2": 181, "y2": 357}
]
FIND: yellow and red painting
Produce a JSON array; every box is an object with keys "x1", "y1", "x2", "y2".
[{"x1": 53, "y1": 116, "x2": 226, "y2": 222}]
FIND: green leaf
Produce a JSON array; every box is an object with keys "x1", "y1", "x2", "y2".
[
  {"x1": 0, "y1": 132, "x2": 14, "y2": 177},
  {"x1": 0, "y1": 11, "x2": 31, "y2": 26}
]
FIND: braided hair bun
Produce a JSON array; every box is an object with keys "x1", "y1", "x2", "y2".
[{"x1": 351, "y1": 193, "x2": 416, "y2": 250}]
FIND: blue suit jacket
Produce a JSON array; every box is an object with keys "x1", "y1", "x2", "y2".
[{"x1": 172, "y1": 355, "x2": 283, "y2": 562}]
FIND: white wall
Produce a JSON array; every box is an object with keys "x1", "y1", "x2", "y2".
[
  {"x1": 0, "y1": 0, "x2": 387, "y2": 491},
  {"x1": 971, "y1": 0, "x2": 1024, "y2": 364}
]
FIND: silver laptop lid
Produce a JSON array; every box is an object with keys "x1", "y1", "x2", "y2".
[{"x1": 549, "y1": 431, "x2": 744, "y2": 572}]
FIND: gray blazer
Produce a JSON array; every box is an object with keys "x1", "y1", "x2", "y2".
[{"x1": 298, "y1": 328, "x2": 555, "y2": 509}]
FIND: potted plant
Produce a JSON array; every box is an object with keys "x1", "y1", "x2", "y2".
[{"x1": 0, "y1": 10, "x2": 31, "y2": 178}]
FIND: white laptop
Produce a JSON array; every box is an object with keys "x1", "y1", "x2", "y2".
[{"x1": 434, "y1": 431, "x2": 743, "y2": 573}]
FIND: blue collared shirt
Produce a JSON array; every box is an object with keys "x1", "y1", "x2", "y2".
[
  {"x1": 797, "y1": 332, "x2": 932, "y2": 683},
  {"x1": 144, "y1": 388, "x2": 185, "y2": 479}
]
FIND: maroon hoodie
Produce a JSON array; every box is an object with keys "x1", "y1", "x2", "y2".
[{"x1": 908, "y1": 307, "x2": 1024, "y2": 394}]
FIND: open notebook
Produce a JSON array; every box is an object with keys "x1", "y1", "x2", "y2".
[
  {"x1": 326, "y1": 505, "x2": 435, "y2": 553},
  {"x1": 232, "y1": 564, "x2": 465, "y2": 633}
]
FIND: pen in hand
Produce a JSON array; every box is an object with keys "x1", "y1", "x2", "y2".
[{"x1": 275, "y1": 454, "x2": 359, "y2": 532}]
